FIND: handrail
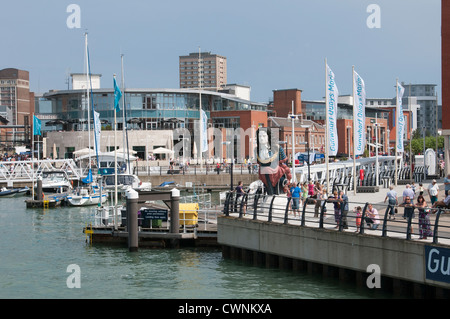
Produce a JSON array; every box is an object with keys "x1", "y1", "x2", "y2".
[{"x1": 223, "y1": 190, "x2": 450, "y2": 246}]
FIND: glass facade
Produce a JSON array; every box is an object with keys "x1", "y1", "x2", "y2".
[{"x1": 41, "y1": 89, "x2": 267, "y2": 132}]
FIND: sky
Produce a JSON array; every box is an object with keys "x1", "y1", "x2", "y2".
[{"x1": 0, "y1": 0, "x2": 442, "y2": 103}]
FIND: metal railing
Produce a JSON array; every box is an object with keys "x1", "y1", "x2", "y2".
[
  {"x1": 135, "y1": 164, "x2": 259, "y2": 176},
  {"x1": 223, "y1": 191, "x2": 450, "y2": 245},
  {"x1": 89, "y1": 204, "x2": 219, "y2": 234}
]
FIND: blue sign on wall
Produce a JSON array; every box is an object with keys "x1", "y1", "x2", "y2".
[{"x1": 425, "y1": 245, "x2": 450, "y2": 284}]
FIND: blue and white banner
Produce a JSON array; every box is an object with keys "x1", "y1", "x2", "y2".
[
  {"x1": 326, "y1": 64, "x2": 339, "y2": 156},
  {"x1": 33, "y1": 115, "x2": 41, "y2": 136},
  {"x1": 200, "y1": 109, "x2": 208, "y2": 152},
  {"x1": 93, "y1": 110, "x2": 101, "y2": 156},
  {"x1": 353, "y1": 70, "x2": 366, "y2": 155},
  {"x1": 396, "y1": 82, "x2": 405, "y2": 153}
]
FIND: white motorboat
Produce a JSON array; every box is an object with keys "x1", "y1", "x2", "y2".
[
  {"x1": 101, "y1": 174, "x2": 151, "y2": 193},
  {"x1": 37, "y1": 170, "x2": 72, "y2": 201}
]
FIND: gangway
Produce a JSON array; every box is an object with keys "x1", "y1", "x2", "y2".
[{"x1": 0, "y1": 159, "x2": 82, "y2": 184}]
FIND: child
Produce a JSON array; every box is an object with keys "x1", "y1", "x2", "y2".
[
  {"x1": 419, "y1": 183, "x2": 424, "y2": 196},
  {"x1": 354, "y1": 206, "x2": 362, "y2": 232}
]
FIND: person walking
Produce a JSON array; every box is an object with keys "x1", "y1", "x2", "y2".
[
  {"x1": 402, "y1": 184, "x2": 415, "y2": 202},
  {"x1": 384, "y1": 185, "x2": 398, "y2": 220},
  {"x1": 427, "y1": 179, "x2": 439, "y2": 205},
  {"x1": 415, "y1": 195, "x2": 433, "y2": 240}
]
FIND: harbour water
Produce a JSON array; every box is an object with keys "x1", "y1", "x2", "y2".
[{"x1": 0, "y1": 195, "x2": 394, "y2": 299}]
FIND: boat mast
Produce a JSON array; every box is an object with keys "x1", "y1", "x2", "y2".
[{"x1": 85, "y1": 32, "x2": 91, "y2": 172}]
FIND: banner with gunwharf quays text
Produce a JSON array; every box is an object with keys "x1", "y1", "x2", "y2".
[
  {"x1": 353, "y1": 70, "x2": 366, "y2": 156},
  {"x1": 326, "y1": 64, "x2": 339, "y2": 156},
  {"x1": 396, "y1": 82, "x2": 405, "y2": 153}
]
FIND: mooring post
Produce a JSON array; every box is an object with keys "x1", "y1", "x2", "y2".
[
  {"x1": 126, "y1": 188, "x2": 139, "y2": 252},
  {"x1": 170, "y1": 188, "x2": 180, "y2": 234},
  {"x1": 36, "y1": 178, "x2": 42, "y2": 201}
]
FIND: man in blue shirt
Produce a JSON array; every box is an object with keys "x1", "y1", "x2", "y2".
[
  {"x1": 444, "y1": 174, "x2": 450, "y2": 197},
  {"x1": 290, "y1": 183, "x2": 302, "y2": 218}
]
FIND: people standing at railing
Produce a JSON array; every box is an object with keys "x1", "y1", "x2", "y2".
[
  {"x1": 290, "y1": 182, "x2": 302, "y2": 218},
  {"x1": 365, "y1": 203, "x2": 380, "y2": 230},
  {"x1": 415, "y1": 195, "x2": 432, "y2": 240},
  {"x1": 301, "y1": 182, "x2": 308, "y2": 206},
  {"x1": 399, "y1": 196, "x2": 415, "y2": 235},
  {"x1": 329, "y1": 190, "x2": 341, "y2": 228},
  {"x1": 338, "y1": 190, "x2": 349, "y2": 229},
  {"x1": 234, "y1": 181, "x2": 246, "y2": 215},
  {"x1": 313, "y1": 182, "x2": 323, "y2": 218},
  {"x1": 384, "y1": 185, "x2": 398, "y2": 220},
  {"x1": 428, "y1": 179, "x2": 439, "y2": 205}
]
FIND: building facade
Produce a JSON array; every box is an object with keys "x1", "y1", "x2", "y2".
[
  {"x1": 179, "y1": 52, "x2": 227, "y2": 90},
  {"x1": 38, "y1": 87, "x2": 268, "y2": 162},
  {"x1": 0, "y1": 68, "x2": 35, "y2": 146}
]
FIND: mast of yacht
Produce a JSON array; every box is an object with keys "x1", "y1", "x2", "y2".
[{"x1": 85, "y1": 32, "x2": 92, "y2": 175}]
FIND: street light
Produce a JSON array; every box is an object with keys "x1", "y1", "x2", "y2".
[
  {"x1": 222, "y1": 141, "x2": 233, "y2": 190},
  {"x1": 288, "y1": 102, "x2": 298, "y2": 183}
]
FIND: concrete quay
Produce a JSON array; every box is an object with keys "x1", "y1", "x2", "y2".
[{"x1": 217, "y1": 177, "x2": 450, "y2": 298}]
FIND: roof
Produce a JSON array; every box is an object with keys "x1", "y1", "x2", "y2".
[
  {"x1": 269, "y1": 117, "x2": 324, "y2": 129},
  {"x1": 43, "y1": 87, "x2": 268, "y2": 106}
]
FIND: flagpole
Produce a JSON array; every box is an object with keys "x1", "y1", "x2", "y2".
[
  {"x1": 198, "y1": 47, "x2": 203, "y2": 170},
  {"x1": 31, "y1": 114, "x2": 35, "y2": 200},
  {"x1": 85, "y1": 32, "x2": 91, "y2": 172},
  {"x1": 114, "y1": 74, "x2": 118, "y2": 227},
  {"x1": 395, "y1": 78, "x2": 398, "y2": 186},
  {"x1": 325, "y1": 58, "x2": 329, "y2": 194},
  {"x1": 352, "y1": 66, "x2": 357, "y2": 195}
]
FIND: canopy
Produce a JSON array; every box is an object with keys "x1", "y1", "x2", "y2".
[
  {"x1": 152, "y1": 147, "x2": 174, "y2": 154},
  {"x1": 73, "y1": 148, "x2": 95, "y2": 156},
  {"x1": 116, "y1": 148, "x2": 137, "y2": 155}
]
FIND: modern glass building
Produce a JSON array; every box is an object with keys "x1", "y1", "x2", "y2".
[{"x1": 39, "y1": 88, "x2": 267, "y2": 132}]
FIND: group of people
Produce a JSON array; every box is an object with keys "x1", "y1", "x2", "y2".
[
  {"x1": 382, "y1": 177, "x2": 450, "y2": 240},
  {"x1": 233, "y1": 175, "x2": 450, "y2": 240}
]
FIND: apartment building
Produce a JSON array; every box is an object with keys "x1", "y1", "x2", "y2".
[{"x1": 179, "y1": 52, "x2": 227, "y2": 90}]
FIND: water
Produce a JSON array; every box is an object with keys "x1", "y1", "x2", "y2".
[{"x1": 0, "y1": 196, "x2": 393, "y2": 299}]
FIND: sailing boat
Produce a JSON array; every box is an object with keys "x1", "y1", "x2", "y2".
[{"x1": 67, "y1": 33, "x2": 108, "y2": 207}]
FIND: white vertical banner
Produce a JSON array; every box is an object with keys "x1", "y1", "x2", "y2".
[
  {"x1": 326, "y1": 63, "x2": 339, "y2": 156},
  {"x1": 93, "y1": 110, "x2": 101, "y2": 155},
  {"x1": 200, "y1": 109, "x2": 208, "y2": 152},
  {"x1": 353, "y1": 70, "x2": 366, "y2": 155},
  {"x1": 396, "y1": 82, "x2": 405, "y2": 153}
]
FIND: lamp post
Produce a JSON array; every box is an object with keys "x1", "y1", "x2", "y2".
[
  {"x1": 288, "y1": 101, "x2": 298, "y2": 183},
  {"x1": 222, "y1": 141, "x2": 233, "y2": 190}
]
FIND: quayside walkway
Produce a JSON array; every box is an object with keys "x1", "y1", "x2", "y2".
[{"x1": 218, "y1": 181, "x2": 450, "y2": 298}]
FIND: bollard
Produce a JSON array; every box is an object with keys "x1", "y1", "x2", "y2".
[
  {"x1": 126, "y1": 188, "x2": 139, "y2": 252},
  {"x1": 170, "y1": 188, "x2": 180, "y2": 235},
  {"x1": 36, "y1": 178, "x2": 42, "y2": 201}
]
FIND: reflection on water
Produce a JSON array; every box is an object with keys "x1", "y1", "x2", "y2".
[{"x1": 0, "y1": 197, "x2": 393, "y2": 299}]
